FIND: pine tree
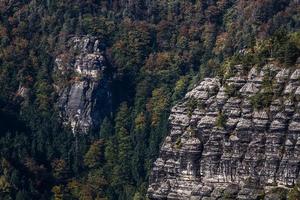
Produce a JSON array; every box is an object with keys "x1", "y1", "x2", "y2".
[
  {"x1": 131, "y1": 112, "x2": 147, "y2": 184},
  {"x1": 110, "y1": 102, "x2": 134, "y2": 197},
  {"x1": 15, "y1": 190, "x2": 30, "y2": 200},
  {"x1": 84, "y1": 140, "x2": 104, "y2": 169},
  {"x1": 117, "y1": 127, "x2": 132, "y2": 183},
  {"x1": 115, "y1": 103, "x2": 131, "y2": 134},
  {"x1": 104, "y1": 137, "x2": 118, "y2": 169},
  {"x1": 99, "y1": 118, "x2": 113, "y2": 139}
]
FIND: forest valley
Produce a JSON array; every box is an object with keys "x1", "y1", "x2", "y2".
[{"x1": 0, "y1": 0, "x2": 300, "y2": 199}]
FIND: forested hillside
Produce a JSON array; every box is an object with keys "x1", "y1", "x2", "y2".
[{"x1": 0, "y1": 0, "x2": 299, "y2": 199}]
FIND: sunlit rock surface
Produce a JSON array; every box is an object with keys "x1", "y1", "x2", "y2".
[{"x1": 148, "y1": 64, "x2": 300, "y2": 199}]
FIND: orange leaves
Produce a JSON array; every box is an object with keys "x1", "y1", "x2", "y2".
[
  {"x1": 0, "y1": 25, "x2": 7, "y2": 39},
  {"x1": 144, "y1": 52, "x2": 175, "y2": 73},
  {"x1": 13, "y1": 37, "x2": 28, "y2": 53},
  {"x1": 213, "y1": 32, "x2": 229, "y2": 55}
]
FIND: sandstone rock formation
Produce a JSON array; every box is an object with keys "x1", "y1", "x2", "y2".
[
  {"x1": 54, "y1": 36, "x2": 111, "y2": 134},
  {"x1": 148, "y1": 64, "x2": 300, "y2": 199}
]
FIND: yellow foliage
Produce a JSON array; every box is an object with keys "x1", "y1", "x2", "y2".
[
  {"x1": 290, "y1": 32, "x2": 300, "y2": 49},
  {"x1": 134, "y1": 112, "x2": 146, "y2": 132},
  {"x1": 52, "y1": 185, "x2": 64, "y2": 200},
  {"x1": 67, "y1": 179, "x2": 81, "y2": 198},
  {"x1": 0, "y1": 176, "x2": 10, "y2": 193},
  {"x1": 147, "y1": 88, "x2": 170, "y2": 126},
  {"x1": 51, "y1": 159, "x2": 66, "y2": 179}
]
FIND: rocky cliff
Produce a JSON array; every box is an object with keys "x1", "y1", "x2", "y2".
[
  {"x1": 148, "y1": 64, "x2": 300, "y2": 199},
  {"x1": 53, "y1": 36, "x2": 111, "y2": 134}
]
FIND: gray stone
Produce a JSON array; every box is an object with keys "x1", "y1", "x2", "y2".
[
  {"x1": 147, "y1": 67, "x2": 300, "y2": 200},
  {"x1": 54, "y1": 36, "x2": 111, "y2": 134}
]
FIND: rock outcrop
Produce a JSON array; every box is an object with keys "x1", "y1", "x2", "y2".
[
  {"x1": 148, "y1": 64, "x2": 300, "y2": 199},
  {"x1": 54, "y1": 36, "x2": 111, "y2": 134}
]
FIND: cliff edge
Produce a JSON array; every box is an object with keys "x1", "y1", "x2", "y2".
[{"x1": 148, "y1": 64, "x2": 300, "y2": 199}]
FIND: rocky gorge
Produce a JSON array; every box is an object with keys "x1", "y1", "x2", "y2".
[{"x1": 147, "y1": 64, "x2": 300, "y2": 199}]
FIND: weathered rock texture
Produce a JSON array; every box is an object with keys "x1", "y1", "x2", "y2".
[
  {"x1": 148, "y1": 64, "x2": 300, "y2": 199},
  {"x1": 54, "y1": 36, "x2": 111, "y2": 134}
]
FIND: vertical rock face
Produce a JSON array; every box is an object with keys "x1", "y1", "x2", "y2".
[
  {"x1": 148, "y1": 64, "x2": 300, "y2": 199},
  {"x1": 54, "y1": 36, "x2": 111, "y2": 134}
]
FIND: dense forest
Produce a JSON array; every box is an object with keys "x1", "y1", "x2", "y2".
[{"x1": 0, "y1": 0, "x2": 300, "y2": 199}]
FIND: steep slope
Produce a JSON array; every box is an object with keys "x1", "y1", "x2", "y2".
[
  {"x1": 148, "y1": 64, "x2": 300, "y2": 199},
  {"x1": 0, "y1": 0, "x2": 299, "y2": 199},
  {"x1": 53, "y1": 36, "x2": 111, "y2": 134}
]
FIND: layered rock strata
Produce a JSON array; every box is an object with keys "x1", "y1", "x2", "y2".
[
  {"x1": 54, "y1": 36, "x2": 111, "y2": 134},
  {"x1": 148, "y1": 64, "x2": 300, "y2": 199}
]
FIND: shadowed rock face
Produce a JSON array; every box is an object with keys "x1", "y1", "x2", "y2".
[
  {"x1": 148, "y1": 64, "x2": 300, "y2": 199},
  {"x1": 54, "y1": 36, "x2": 111, "y2": 134}
]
